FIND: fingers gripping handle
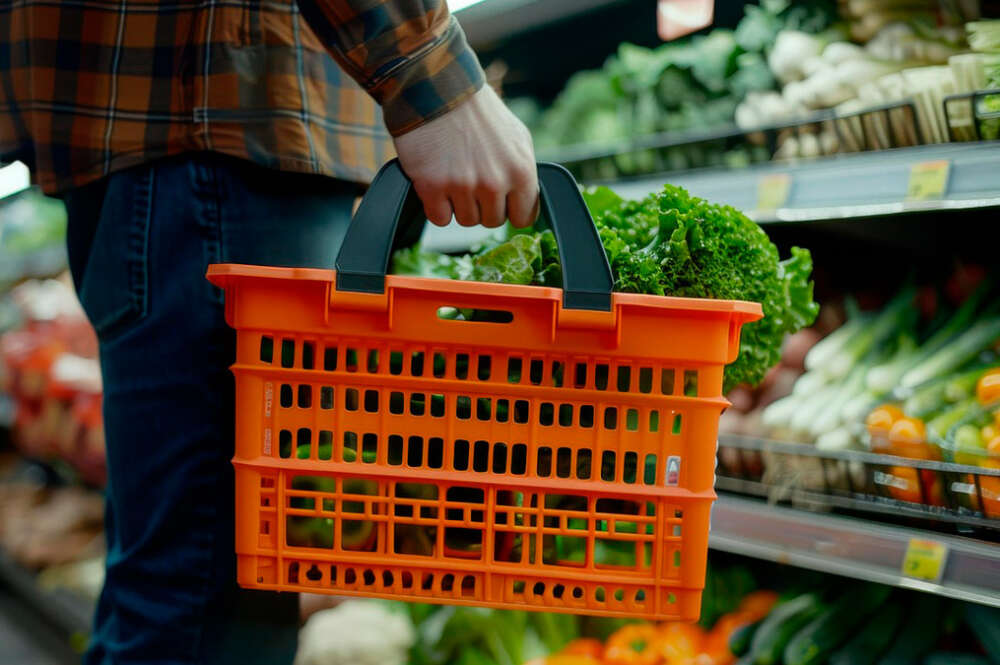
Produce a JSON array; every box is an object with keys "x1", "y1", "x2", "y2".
[{"x1": 334, "y1": 159, "x2": 614, "y2": 312}]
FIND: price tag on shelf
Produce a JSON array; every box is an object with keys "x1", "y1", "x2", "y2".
[
  {"x1": 906, "y1": 160, "x2": 950, "y2": 200},
  {"x1": 902, "y1": 538, "x2": 949, "y2": 583},
  {"x1": 757, "y1": 173, "x2": 791, "y2": 211}
]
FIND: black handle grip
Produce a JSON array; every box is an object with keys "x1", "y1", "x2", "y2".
[{"x1": 335, "y1": 158, "x2": 614, "y2": 311}]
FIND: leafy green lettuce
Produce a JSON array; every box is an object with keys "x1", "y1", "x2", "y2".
[{"x1": 393, "y1": 186, "x2": 819, "y2": 392}]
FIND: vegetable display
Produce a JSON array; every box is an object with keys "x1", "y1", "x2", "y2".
[
  {"x1": 513, "y1": 1, "x2": 838, "y2": 177},
  {"x1": 747, "y1": 273, "x2": 1000, "y2": 451},
  {"x1": 394, "y1": 184, "x2": 818, "y2": 393}
]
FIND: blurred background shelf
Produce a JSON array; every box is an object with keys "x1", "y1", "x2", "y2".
[
  {"x1": 710, "y1": 493, "x2": 1000, "y2": 608},
  {"x1": 608, "y1": 141, "x2": 1000, "y2": 223},
  {"x1": 456, "y1": 0, "x2": 630, "y2": 49},
  {"x1": 0, "y1": 550, "x2": 92, "y2": 656}
]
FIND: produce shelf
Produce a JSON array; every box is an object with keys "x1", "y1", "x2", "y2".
[
  {"x1": 0, "y1": 550, "x2": 92, "y2": 645},
  {"x1": 717, "y1": 434, "x2": 1000, "y2": 531},
  {"x1": 709, "y1": 493, "x2": 1000, "y2": 608},
  {"x1": 607, "y1": 142, "x2": 1000, "y2": 224}
]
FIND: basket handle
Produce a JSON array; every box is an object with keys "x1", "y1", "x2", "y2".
[{"x1": 334, "y1": 159, "x2": 614, "y2": 311}]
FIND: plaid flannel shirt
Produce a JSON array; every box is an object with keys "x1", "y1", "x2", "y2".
[{"x1": 0, "y1": 0, "x2": 485, "y2": 194}]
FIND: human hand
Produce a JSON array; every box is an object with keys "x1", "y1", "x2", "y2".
[{"x1": 393, "y1": 85, "x2": 539, "y2": 229}]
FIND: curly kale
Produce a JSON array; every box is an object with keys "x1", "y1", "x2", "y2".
[{"x1": 392, "y1": 186, "x2": 818, "y2": 392}]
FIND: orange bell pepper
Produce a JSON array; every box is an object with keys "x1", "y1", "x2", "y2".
[
  {"x1": 560, "y1": 639, "x2": 604, "y2": 659},
  {"x1": 977, "y1": 370, "x2": 1000, "y2": 406},
  {"x1": 523, "y1": 656, "x2": 602, "y2": 665},
  {"x1": 736, "y1": 590, "x2": 779, "y2": 622},
  {"x1": 654, "y1": 622, "x2": 704, "y2": 664},
  {"x1": 604, "y1": 624, "x2": 663, "y2": 665},
  {"x1": 701, "y1": 613, "x2": 750, "y2": 665}
]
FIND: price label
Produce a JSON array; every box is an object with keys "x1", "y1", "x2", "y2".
[
  {"x1": 757, "y1": 173, "x2": 791, "y2": 211},
  {"x1": 902, "y1": 538, "x2": 949, "y2": 583},
  {"x1": 906, "y1": 160, "x2": 950, "y2": 200}
]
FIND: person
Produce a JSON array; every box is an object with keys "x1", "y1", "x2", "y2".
[{"x1": 0, "y1": 0, "x2": 539, "y2": 662}]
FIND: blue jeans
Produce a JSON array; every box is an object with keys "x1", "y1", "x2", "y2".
[{"x1": 63, "y1": 153, "x2": 362, "y2": 665}]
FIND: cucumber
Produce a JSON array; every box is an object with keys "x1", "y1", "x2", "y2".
[
  {"x1": 924, "y1": 653, "x2": 991, "y2": 665},
  {"x1": 964, "y1": 603, "x2": 1000, "y2": 665},
  {"x1": 784, "y1": 584, "x2": 892, "y2": 665},
  {"x1": 750, "y1": 593, "x2": 825, "y2": 665},
  {"x1": 828, "y1": 599, "x2": 903, "y2": 665},
  {"x1": 730, "y1": 619, "x2": 762, "y2": 657},
  {"x1": 878, "y1": 594, "x2": 942, "y2": 665}
]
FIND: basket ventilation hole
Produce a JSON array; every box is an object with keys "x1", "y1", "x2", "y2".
[
  {"x1": 281, "y1": 339, "x2": 295, "y2": 368},
  {"x1": 323, "y1": 347, "x2": 337, "y2": 371},
  {"x1": 617, "y1": 366, "x2": 631, "y2": 392},
  {"x1": 305, "y1": 565, "x2": 322, "y2": 582},
  {"x1": 507, "y1": 357, "x2": 522, "y2": 383},
  {"x1": 661, "y1": 368, "x2": 675, "y2": 395},
  {"x1": 259, "y1": 336, "x2": 273, "y2": 363},
  {"x1": 278, "y1": 430, "x2": 292, "y2": 458},
  {"x1": 297, "y1": 385, "x2": 311, "y2": 408},
  {"x1": 639, "y1": 367, "x2": 653, "y2": 393},
  {"x1": 604, "y1": 407, "x2": 618, "y2": 430},
  {"x1": 684, "y1": 370, "x2": 699, "y2": 396}
]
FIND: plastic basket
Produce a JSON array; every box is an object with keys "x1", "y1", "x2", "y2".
[{"x1": 207, "y1": 160, "x2": 761, "y2": 621}]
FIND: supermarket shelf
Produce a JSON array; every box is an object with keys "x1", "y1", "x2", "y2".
[
  {"x1": 608, "y1": 142, "x2": 1000, "y2": 224},
  {"x1": 0, "y1": 550, "x2": 92, "y2": 644},
  {"x1": 709, "y1": 493, "x2": 1000, "y2": 608},
  {"x1": 456, "y1": 0, "x2": 628, "y2": 48}
]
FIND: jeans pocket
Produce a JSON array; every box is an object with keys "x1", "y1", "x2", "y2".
[{"x1": 76, "y1": 165, "x2": 154, "y2": 340}]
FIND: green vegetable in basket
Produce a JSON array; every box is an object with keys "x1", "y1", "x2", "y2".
[{"x1": 395, "y1": 185, "x2": 819, "y2": 393}]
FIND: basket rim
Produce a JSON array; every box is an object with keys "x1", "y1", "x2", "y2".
[{"x1": 207, "y1": 263, "x2": 763, "y2": 320}]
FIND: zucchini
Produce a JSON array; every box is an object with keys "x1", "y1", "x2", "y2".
[
  {"x1": 784, "y1": 584, "x2": 892, "y2": 665},
  {"x1": 829, "y1": 600, "x2": 903, "y2": 665},
  {"x1": 964, "y1": 603, "x2": 1000, "y2": 665},
  {"x1": 923, "y1": 653, "x2": 991, "y2": 665},
  {"x1": 878, "y1": 594, "x2": 942, "y2": 665},
  {"x1": 750, "y1": 593, "x2": 825, "y2": 665},
  {"x1": 730, "y1": 619, "x2": 762, "y2": 657}
]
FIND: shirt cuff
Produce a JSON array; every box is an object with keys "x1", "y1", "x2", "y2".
[{"x1": 368, "y1": 17, "x2": 486, "y2": 137}]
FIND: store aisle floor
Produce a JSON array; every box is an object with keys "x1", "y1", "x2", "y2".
[{"x1": 0, "y1": 587, "x2": 78, "y2": 665}]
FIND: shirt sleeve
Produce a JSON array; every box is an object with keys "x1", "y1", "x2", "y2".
[{"x1": 294, "y1": 0, "x2": 486, "y2": 136}]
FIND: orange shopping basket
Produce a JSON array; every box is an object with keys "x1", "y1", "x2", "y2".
[{"x1": 208, "y1": 160, "x2": 761, "y2": 621}]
